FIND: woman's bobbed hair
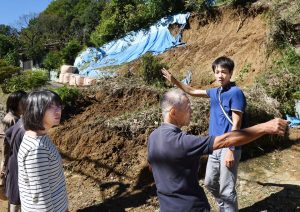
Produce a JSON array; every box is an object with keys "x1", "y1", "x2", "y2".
[
  {"x1": 6, "y1": 90, "x2": 27, "y2": 115},
  {"x1": 23, "y1": 90, "x2": 62, "y2": 131}
]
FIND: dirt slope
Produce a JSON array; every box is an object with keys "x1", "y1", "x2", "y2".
[
  {"x1": 47, "y1": 6, "x2": 287, "y2": 211},
  {"x1": 2, "y1": 4, "x2": 299, "y2": 212},
  {"x1": 159, "y1": 6, "x2": 269, "y2": 88},
  {"x1": 49, "y1": 78, "x2": 162, "y2": 211}
]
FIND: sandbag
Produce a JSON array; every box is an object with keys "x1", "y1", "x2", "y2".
[{"x1": 60, "y1": 65, "x2": 78, "y2": 74}]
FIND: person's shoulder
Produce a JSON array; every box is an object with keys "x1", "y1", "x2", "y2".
[
  {"x1": 230, "y1": 85, "x2": 244, "y2": 94},
  {"x1": 22, "y1": 134, "x2": 50, "y2": 150},
  {"x1": 2, "y1": 112, "x2": 18, "y2": 127},
  {"x1": 150, "y1": 126, "x2": 160, "y2": 134},
  {"x1": 150, "y1": 124, "x2": 166, "y2": 135},
  {"x1": 208, "y1": 87, "x2": 218, "y2": 91},
  {"x1": 5, "y1": 124, "x2": 14, "y2": 138},
  {"x1": 207, "y1": 87, "x2": 218, "y2": 96},
  {"x1": 39, "y1": 135, "x2": 55, "y2": 148}
]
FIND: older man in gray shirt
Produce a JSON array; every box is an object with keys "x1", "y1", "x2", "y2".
[{"x1": 147, "y1": 89, "x2": 287, "y2": 212}]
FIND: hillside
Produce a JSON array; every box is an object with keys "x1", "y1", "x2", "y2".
[
  {"x1": 0, "y1": 1, "x2": 300, "y2": 211},
  {"x1": 159, "y1": 5, "x2": 268, "y2": 88},
  {"x1": 45, "y1": 5, "x2": 298, "y2": 211}
]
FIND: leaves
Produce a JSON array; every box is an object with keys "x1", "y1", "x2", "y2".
[
  {"x1": 140, "y1": 53, "x2": 166, "y2": 85},
  {"x1": 257, "y1": 47, "x2": 300, "y2": 115},
  {"x1": 2, "y1": 69, "x2": 48, "y2": 93}
]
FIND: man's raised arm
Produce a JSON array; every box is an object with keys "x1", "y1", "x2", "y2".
[{"x1": 161, "y1": 68, "x2": 208, "y2": 97}]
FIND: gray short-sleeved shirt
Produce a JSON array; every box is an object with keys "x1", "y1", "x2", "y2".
[{"x1": 148, "y1": 123, "x2": 215, "y2": 212}]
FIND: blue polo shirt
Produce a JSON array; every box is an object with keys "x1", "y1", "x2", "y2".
[
  {"x1": 148, "y1": 123, "x2": 215, "y2": 212},
  {"x1": 206, "y1": 83, "x2": 246, "y2": 137}
]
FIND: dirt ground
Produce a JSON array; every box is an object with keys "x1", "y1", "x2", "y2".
[
  {"x1": 1, "y1": 128, "x2": 299, "y2": 212},
  {"x1": 1, "y1": 3, "x2": 300, "y2": 212},
  {"x1": 65, "y1": 129, "x2": 300, "y2": 212}
]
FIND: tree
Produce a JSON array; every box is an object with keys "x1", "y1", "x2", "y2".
[
  {"x1": 61, "y1": 39, "x2": 81, "y2": 65},
  {"x1": 0, "y1": 59, "x2": 20, "y2": 85},
  {"x1": 19, "y1": 17, "x2": 45, "y2": 64},
  {"x1": 0, "y1": 25, "x2": 19, "y2": 57},
  {"x1": 90, "y1": 0, "x2": 186, "y2": 47},
  {"x1": 43, "y1": 51, "x2": 63, "y2": 70}
]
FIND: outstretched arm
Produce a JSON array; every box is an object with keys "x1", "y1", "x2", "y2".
[
  {"x1": 213, "y1": 118, "x2": 288, "y2": 150},
  {"x1": 162, "y1": 68, "x2": 208, "y2": 97}
]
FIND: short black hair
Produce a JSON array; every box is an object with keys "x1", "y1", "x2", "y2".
[
  {"x1": 6, "y1": 90, "x2": 27, "y2": 115},
  {"x1": 23, "y1": 90, "x2": 62, "y2": 131},
  {"x1": 212, "y1": 56, "x2": 235, "y2": 73}
]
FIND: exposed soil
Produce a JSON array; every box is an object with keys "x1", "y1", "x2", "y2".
[
  {"x1": 159, "y1": 5, "x2": 270, "y2": 88},
  {"x1": 56, "y1": 84, "x2": 299, "y2": 212},
  {"x1": 1, "y1": 3, "x2": 300, "y2": 212},
  {"x1": 64, "y1": 134, "x2": 300, "y2": 212}
]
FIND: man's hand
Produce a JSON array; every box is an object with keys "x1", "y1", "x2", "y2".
[
  {"x1": 224, "y1": 149, "x2": 235, "y2": 168},
  {"x1": 264, "y1": 118, "x2": 288, "y2": 136},
  {"x1": 161, "y1": 68, "x2": 174, "y2": 83}
]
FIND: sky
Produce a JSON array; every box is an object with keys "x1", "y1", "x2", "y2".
[{"x1": 0, "y1": 0, "x2": 53, "y2": 27}]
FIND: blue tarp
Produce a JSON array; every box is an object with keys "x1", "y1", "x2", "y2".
[
  {"x1": 74, "y1": 13, "x2": 190, "y2": 78},
  {"x1": 286, "y1": 115, "x2": 300, "y2": 128}
]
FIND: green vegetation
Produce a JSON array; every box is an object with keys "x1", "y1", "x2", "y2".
[
  {"x1": 185, "y1": 0, "x2": 215, "y2": 13},
  {"x1": 255, "y1": 0, "x2": 300, "y2": 116},
  {"x1": 236, "y1": 63, "x2": 251, "y2": 81},
  {"x1": 61, "y1": 39, "x2": 82, "y2": 65},
  {"x1": 0, "y1": 0, "x2": 299, "y2": 120},
  {"x1": 0, "y1": 59, "x2": 20, "y2": 86},
  {"x1": 0, "y1": 25, "x2": 20, "y2": 67},
  {"x1": 43, "y1": 51, "x2": 63, "y2": 70},
  {"x1": 90, "y1": 0, "x2": 185, "y2": 46},
  {"x1": 51, "y1": 86, "x2": 80, "y2": 108},
  {"x1": 140, "y1": 53, "x2": 166, "y2": 86},
  {"x1": 293, "y1": 91, "x2": 300, "y2": 100},
  {"x1": 257, "y1": 47, "x2": 300, "y2": 115},
  {"x1": 270, "y1": 19, "x2": 300, "y2": 50},
  {"x1": 0, "y1": 0, "x2": 259, "y2": 74},
  {"x1": 2, "y1": 69, "x2": 49, "y2": 93}
]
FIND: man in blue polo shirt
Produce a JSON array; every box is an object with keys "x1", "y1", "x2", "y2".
[
  {"x1": 162, "y1": 56, "x2": 246, "y2": 211},
  {"x1": 147, "y1": 89, "x2": 287, "y2": 212}
]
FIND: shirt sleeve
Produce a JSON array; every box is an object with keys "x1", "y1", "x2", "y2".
[
  {"x1": 24, "y1": 147, "x2": 54, "y2": 211},
  {"x1": 206, "y1": 89, "x2": 211, "y2": 98},
  {"x1": 231, "y1": 89, "x2": 246, "y2": 113},
  {"x1": 181, "y1": 133, "x2": 215, "y2": 157}
]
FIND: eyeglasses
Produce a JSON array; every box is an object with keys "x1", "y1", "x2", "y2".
[{"x1": 48, "y1": 105, "x2": 64, "y2": 112}]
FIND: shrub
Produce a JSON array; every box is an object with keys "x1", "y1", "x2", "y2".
[
  {"x1": 256, "y1": 47, "x2": 300, "y2": 115},
  {"x1": 2, "y1": 69, "x2": 49, "y2": 93},
  {"x1": 236, "y1": 63, "x2": 250, "y2": 81},
  {"x1": 0, "y1": 59, "x2": 20, "y2": 85},
  {"x1": 185, "y1": 0, "x2": 215, "y2": 13},
  {"x1": 43, "y1": 51, "x2": 63, "y2": 70},
  {"x1": 4, "y1": 51, "x2": 20, "y2": 67},
  {"x1": 90, "y1": 0, "x2": 185, "y2": 47},
  {"x1": 51, "y1": 86, "x2": 80, "y2": 108},
  {"x1": 293, "y1": 91, "x2": 300, "y2": 100},
  {"x1": 140, "y1": 53, "x2": 166, "y2": 85},
  {"x1": 270, "y1": 19, "x2": 300, "y2": 49},
  {"x1": 231, "y1": 0, "x2": 256, "y2": 7},
  {"x1": 61, "y1": 39, "x2": 82, "y2": 65}
]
